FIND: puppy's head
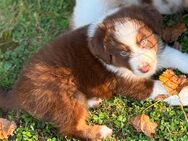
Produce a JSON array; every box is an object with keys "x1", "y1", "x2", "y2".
[{"x1": 88, "y1": 5, "x2": 164, "y2": 78}]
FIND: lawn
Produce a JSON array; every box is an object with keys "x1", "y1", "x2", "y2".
[{"x1": 0, "y1": 0, "x2": 188, "y2": 141}]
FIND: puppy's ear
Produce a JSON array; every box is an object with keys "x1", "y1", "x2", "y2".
[
  {"x1": 88, "y1": 25, "x2": 111, "y2": 64},
  {"x1": 141, "y1": 5, "x2": 162, "y2": 35}
]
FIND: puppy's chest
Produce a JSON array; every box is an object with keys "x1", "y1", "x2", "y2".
[
  {"x1": 84, "y1": 80, "x2": 116, "y2": 99},
  {"x1": 74, "y1": 71, "x2": 117, "y2": 99}
]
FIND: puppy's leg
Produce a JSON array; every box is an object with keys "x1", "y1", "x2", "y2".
[
  {"x1": 148, "y1": 80, "x2": 188, "y2": 105},
  {"x1": 56, "y1": 92, "x2": 112, "y2": 140},
  {"x1": 117, "y1": 78, "x2": 167, "y2": 100},
  {"x1": 158, "y1": 45, "x2": 188, "y2": 73},
  {"x1": 118, "y1": 78, "x2": 188, "y2": 106}
]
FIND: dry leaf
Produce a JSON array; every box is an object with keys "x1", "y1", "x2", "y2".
[
  {"x1": 159, "y1": 69, "x2": 188, "y2": 95},
  {"x1": 0, "y1": 118, "x2": 17, "y2": 139},
  {"x1": 130, "y1": 114, "x2": 158, "y2": 138},
  {"x1": 162, "y1": 22, "x2": 187, "y2": 43},
  {"x1": 155, "y1": 94, "x2": 169, "y2": 101}
]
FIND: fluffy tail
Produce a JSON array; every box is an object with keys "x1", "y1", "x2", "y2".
[{"x1": 0, "y1": 90, "x2": 17, "y2": 110}]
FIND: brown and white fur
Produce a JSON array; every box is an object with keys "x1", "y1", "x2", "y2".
[
  {"x1": 72, "y1": 0, "x2": 188, "y2": 29},
  {"x1": 1, "y1": 5, "x2": 188, "y2": 140}
]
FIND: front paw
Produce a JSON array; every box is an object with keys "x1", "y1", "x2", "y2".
[
  {"x1": 164, "y1": 86, "x2": 188, "y2": 106},
  {"x1": 87, "y1": 97, "x2": 103, "y2": 108}
]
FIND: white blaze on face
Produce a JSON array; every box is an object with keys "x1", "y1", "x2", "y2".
[
  {"x1": 115, "y1": 20, "x2": 138, "y2": 48},
  {"x1": 114, "y1": 19, "x2": 157, "y2": 77}
]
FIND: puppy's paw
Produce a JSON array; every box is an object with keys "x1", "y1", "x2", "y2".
[
  {"x1": 87, "y1": 97, "x2": 103, "y2": 108},
  {"x1": 90, "y1": 125, "x2": 112, "y2": 141},
  {"x1": 99, "y1": 126, "x2": 112, "y2": 139},
  {"x1": 164, "y1": 86, "x2": 188, "y2": 106}
]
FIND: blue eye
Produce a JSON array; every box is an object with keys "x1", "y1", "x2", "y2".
[
  {"x1": 140, "y1": 39, "x2": 148, "y2": 46},
  {"x1": 120, "y1": 51, "x2": 129, "y2": 57}
]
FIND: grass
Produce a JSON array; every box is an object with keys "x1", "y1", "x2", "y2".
[{"x1": 0, "y1": 0, "x2": 188, "y2": 140}]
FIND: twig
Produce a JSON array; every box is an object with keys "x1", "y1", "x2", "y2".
[
  {"x1": 177, "y1": 95, "x2": 188, "y2": 123},
  {"x1": 142, "y1": 100, "x2": 161, "y2": 114}
]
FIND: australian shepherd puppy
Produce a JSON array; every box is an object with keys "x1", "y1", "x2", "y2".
[{"x1": 1, "y1": 5, "x2": 188, "y2": 141}]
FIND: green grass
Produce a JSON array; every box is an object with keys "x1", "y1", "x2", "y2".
[{"x1": 0, "y1": 0, "x2": 188, "y2": 141}]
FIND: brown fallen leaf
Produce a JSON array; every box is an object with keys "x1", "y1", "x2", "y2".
[
  {"x1": 162, "y1": 22, "x2": 187, "y2": 43},
  {"x1": 159, "y1": 69, "x2": 188, "y2": 95},
  {"x1": 0, "y1": 118, "x2": 17, "y2": 139},
  {"x1": 155, "y1": 94, "x2": 170, "y2": 101},
  {"x1": 130, "y1": 114, "x2": 158, "y2": 138}
]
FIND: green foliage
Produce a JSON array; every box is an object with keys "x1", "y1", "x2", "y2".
[
  {"x1": 0, "y1": 0, "x2": 188, "y2": 140},
  {"x1": 0, "y1": 0, "x2": 74, "y2": 89}
]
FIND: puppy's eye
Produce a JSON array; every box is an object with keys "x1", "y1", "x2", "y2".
[
  {"x1": 120, "y1": 51, "x2": 129, "y2": 57},
  {"x1": 140, "y1": 39, "x2": 148, "y2": 46}
]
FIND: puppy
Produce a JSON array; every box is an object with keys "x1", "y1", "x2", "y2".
[
  {"x1": 1, "y1": 5, "x2": 188, "y2": 140},
  {"x1": 72, "y1": 0, "x2": 188, "y2": 29}
]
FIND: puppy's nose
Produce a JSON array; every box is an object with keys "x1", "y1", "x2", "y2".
[{"x1": 138, "y1": 62, "x2": 151, "y2": 73}]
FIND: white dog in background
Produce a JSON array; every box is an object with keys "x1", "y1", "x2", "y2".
[{"x1": 72, "y1": 0, "x2": 188, "y2": 29}]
